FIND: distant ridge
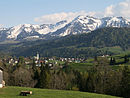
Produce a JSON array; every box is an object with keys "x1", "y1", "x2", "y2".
[{"x1": 0, "y1": 16, "x2": 130, "y2": 42}]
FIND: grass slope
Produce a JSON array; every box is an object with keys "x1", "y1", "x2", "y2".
[{"x1": 0, "y1": 86, "x2": 121, "y2": 98}]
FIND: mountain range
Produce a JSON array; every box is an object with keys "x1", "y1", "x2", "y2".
[
  {"x1": 0, "y1": 27, "x2": 129, "y2": 57},
  {"x1": 0, "y1": 16, "x2": 130, "y2": 42}
]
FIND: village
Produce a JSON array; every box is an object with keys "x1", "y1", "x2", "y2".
[
  {"x1": 0, "y1": 53, "x2": 87, "y2": 89},
  {"x1": 0, "y1": 53, "x2": 87, "y2": 68},
  {"x1": 0, "y1": 53, "x2": 111, "y2": 89}
]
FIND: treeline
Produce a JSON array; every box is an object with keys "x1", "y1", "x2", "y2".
[
  {"x1": 0, "y1": 57, "x2": 130, "y2": 98},
  {"x1": 110, "y1": 55, "x2": 130, "y2": 65}
]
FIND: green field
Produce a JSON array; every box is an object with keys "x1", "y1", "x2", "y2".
[
  {"x1": 69, "y1": 63, "x2": 93, "y2": 72},
  {"x1": 0, "y1": 86, "x2": 121, "y2": 98}
]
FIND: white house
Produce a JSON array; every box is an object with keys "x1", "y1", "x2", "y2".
[{"x1": 0, "y1": 67, "x2": 3, "y2": 88}]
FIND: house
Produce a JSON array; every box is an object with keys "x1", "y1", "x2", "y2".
[{"x1": 0, "y1": 67, "x2": 3, "y2": 88}]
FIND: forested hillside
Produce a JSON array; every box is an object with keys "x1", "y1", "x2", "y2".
[
  {"x1": 0, "y1": 27, "x2": 129, "y2": 57},
  {"x1": 12, "y1": 27, "x2": 130, "y2": 57}
]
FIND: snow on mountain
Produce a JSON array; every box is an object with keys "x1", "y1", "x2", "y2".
[
  {"x1": 51, "y1": 16, "x2": 130, "y2": 37},
  {"x1": 0, "y1": 16, "x2": 130, "y2": 41},
  {"x1": 7, "y1": 24, "x2": 24, "y2": 39},
  {"x1": 56, "y1": 15, "x2": 102, "y2": 36},
  {"x1": 5, "y1": 20, "x2": 68, "y2": 40},
  {"x1": 74, "y1": 15, "x2": 102, "y2": 28},
  {"x1": 101, "y1": 16, "x2": 130, "y2": 27},
  {"x1": 36, "y1": 20, "x2": 68, "y2": 35},
  {"x1": 0, "y1": 28, "x2": 7, "y2": 31}
]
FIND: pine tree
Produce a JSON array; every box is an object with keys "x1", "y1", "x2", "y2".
[
  {"x1": 17, "y1": 56, "x2": 25, "y2": 68},
  {"x1": 94, "y1": 56, "x2": 97, "y2": 61},
  {"x1": 124, "y1": 55, "x2": 129, "y2": 63},
  {"x1": 110, "y1": 57, "x2": 113, "y2": 65},
  {"x1": 120, "y1": 66, "x2": 130, "y2": 98},
  {"x1": 110, "y1": 57, "x2": 116, "y2": 65},
  {"x1": 32, "y1": 59, "x2": 36, "y2": 71},
  {"x1": 113, "y1": 57, "x2": 116, "y2": 65},
  {"x1": 39, "y1": 63, "x2": 51, "y2": 88}
]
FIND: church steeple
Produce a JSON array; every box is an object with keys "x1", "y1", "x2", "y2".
[{"x1": 36, "y1": 52, "x2": 39, "y2": 60}]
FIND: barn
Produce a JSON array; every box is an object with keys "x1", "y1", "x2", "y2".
[{"x1": 0, "y1": 67, "x2": 3, "y2": 88}]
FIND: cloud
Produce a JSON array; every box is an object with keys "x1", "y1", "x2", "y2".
[
  {"x1": 104, "y1": 0, "x2": 130, "y2": 19},
  {"x1": 88, "y1": 0, "x2": 130, "y2": 20},
  {"x1": 0, "y1": 24, "x2": 4, "y2": 28},
  {"x1": 34, "y1": 0, "x2": 130, "y2": 24},
  {"x1": 104, "y1": 5, "x2": 114, "y2": 16},
  {"x1": 34, "y1": 11, "x2": 87, "y2": 24}
]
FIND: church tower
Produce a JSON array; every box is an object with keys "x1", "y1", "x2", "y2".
[{"x1": 36, "y1": 52, "x2": 39, "y2": 60}]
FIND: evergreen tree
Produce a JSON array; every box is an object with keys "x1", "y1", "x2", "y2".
[
  {"x1": 94, "y1": 56, "x2": 97, "y2": 61},
  {"x1": 124, "y1": 55, "x2": 129, "y2": 63},
  {"x1": 113, "y1": 57, "x2": 116, "y2": 65},
  {"x1": 39, "y1": 63, "x2": 51, "y2": 88},
  {"x1": 17, "y1": 56, "x2": 25, "y2": 68},
  {"x1": 110, "y1": 57, "x2": 113, "y2": 65},
  {"x1": 120, "y1": 66, "x2": 130, "y2": 98},
  {"x1": 110, "y1": 57, "x2": 116, "y2": 65},
  {"x1": 32, "y1": 59, "x2": 36, "y2": 71}
]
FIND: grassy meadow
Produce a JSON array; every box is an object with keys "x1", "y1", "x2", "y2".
[{"x1": 0, "y1": 86, "x2": 121, "y2": 98}]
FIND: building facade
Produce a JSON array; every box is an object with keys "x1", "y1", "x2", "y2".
[{"x1": 0, "y1": 67, "x2": 3, "y2": 88}]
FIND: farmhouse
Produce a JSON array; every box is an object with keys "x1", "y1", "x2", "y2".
[{"x1": 0, "y1": 67, "x2": 3, "y2": 88}]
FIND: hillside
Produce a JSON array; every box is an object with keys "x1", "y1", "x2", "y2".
[
  {"x1": 0, "y1": 86, "x2": 121, "y2": 98},
  {"x1": 12, "y1": 27, "x2": 130, "y2": 57},
  {"x1": 0, "y1": 27, "x2": 129, "y2": 57}
]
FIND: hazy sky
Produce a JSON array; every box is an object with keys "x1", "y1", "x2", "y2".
[{"x1": 0, "y1": 0, "x2": 129, "y2": 27}]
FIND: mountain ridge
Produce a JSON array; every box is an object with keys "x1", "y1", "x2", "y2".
[
  {"x1": 0, "y1": 27, "x2": 128, "y2": 57},
  {"x1": 0, "y1": 16, "x2": 130, "y2": 42}
]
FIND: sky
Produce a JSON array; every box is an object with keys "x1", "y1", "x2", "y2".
[{"x1": 0, "y1": 0, "x2": 129, "y2": 27}]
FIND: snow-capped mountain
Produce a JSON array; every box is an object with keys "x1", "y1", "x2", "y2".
[
  {"x1": 4, "y1": 20, "x2": 68, "y2": 40},
  {"x1": 0, "y1": 16, "x2": 130, "y2": 41},
  {"x1": 51, "y1": 16, "x2": 103, "y2": 36},
  {"x1": 101, "y1": 17, "x2": 130, "y2": 27},
  {"x1": 51, "y1": 16, "x2": 130, "y2": 37}
]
